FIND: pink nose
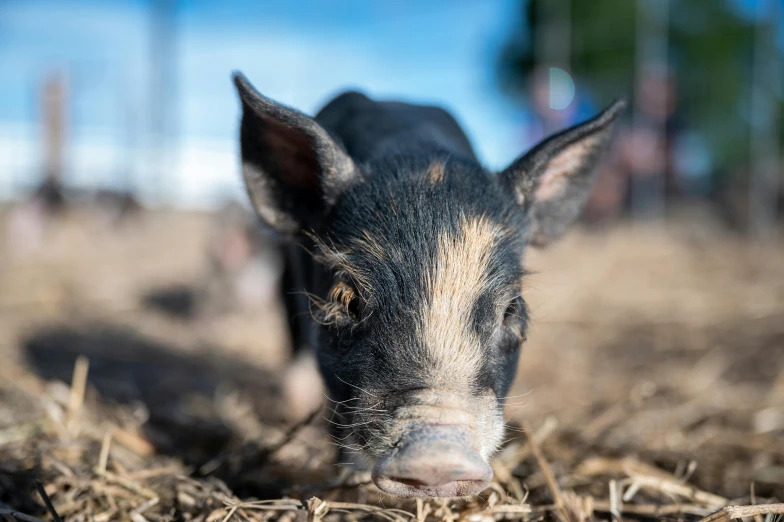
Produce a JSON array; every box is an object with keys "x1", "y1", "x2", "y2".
[{"x1": 371, "y1": 426, "x2": 492, "y2": 498}]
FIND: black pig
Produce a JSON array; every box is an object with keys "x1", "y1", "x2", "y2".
[{"x1": 233, "y1": 72, "x2": 624, "y2": 498}]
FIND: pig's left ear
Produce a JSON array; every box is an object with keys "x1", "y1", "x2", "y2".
[
  {"x1": 501, "y1": 99, "x2": 626, "y2": 247},
  {"x1": 233, "y1": 72, "x2": 359, "y2": 235}
]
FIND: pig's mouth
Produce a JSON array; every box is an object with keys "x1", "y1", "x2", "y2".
[{"x1": 370, "y1": 424, "x2": 493, "y2": 498}]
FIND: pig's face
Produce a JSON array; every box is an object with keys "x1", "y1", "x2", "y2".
[
  {"x1": 316, "y1": 184, "x2": 526, "y2": 495},
  {"x1": 233, "y1": 73, "x2": 625, "y2": 497},
  {"x1": 311, "y1": 160, "x2": 526, "y2": 493}
]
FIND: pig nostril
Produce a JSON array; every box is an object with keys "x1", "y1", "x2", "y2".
[{"x1": 391, "y1": 477, "x2": 428, "y2": 488}]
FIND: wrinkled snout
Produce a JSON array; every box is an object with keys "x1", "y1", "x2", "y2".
[{"x1": 371, "y1": 425, "x2": 493, "y2": 498}]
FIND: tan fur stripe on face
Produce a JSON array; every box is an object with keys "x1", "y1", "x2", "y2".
[
  {"x1": 426, "y1": 161, "x2": 445, "y2": 184},
  {"x1": 421, "y1": 216, "x2": 506, "y2": 386}
]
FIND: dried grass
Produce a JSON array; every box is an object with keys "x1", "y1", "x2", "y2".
[
  {"x1": 2, "y1": 376, "x2": 781, "y2": 522},
  {"x1": 1, "y1": 207, "x2": 783, "y2": 521}
]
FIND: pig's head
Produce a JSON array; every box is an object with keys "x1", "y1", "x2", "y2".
[{"x1": 233, "y1": 73, "x2": 624, "y2": 498}]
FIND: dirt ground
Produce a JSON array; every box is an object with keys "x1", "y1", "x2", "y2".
[{"x1": 0, "y1": 204, "x2": 782, "y2": 522}]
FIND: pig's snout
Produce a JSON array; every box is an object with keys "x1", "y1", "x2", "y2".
[{"x1": 371, "y1": 425, "x2": 492, "y2": 498}]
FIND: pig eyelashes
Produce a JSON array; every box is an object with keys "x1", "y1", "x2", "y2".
[
  {"x1": 329, "y1": 280, "x2": 361, "y2": 320},
  {"x1": 502, "y1": 296, "x2": 528, "y2": 343},
  {"x1": 502, "y1": 296, "x2": 526, "y2": 325},
  {"x1": 304, "y1": 279, "x2": 362, "y2": 326}
]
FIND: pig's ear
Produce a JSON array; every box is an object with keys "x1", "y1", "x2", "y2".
[
  {"x1": 233, "y1": 72, "x2": 359, "y2": 234},
  {"x1": 501, "y1": 99, "x2": 626, "y2": 247}
]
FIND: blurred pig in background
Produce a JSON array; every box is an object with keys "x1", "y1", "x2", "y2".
[{"x1": 202, "y1": 201, "x2": 282, "y2": 315}]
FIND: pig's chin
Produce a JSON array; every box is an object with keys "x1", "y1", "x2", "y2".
[{"x1": 373, "y1": 475, "x2": 491, "y2": 498}]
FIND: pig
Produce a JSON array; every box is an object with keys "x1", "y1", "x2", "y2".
[{"x1": 232, "y1": 72, "x2": 625, "y2": 498}]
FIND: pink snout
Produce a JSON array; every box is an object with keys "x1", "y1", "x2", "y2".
[{"x1": 371, "y1": 426, "x2": 492, "y2": 498}]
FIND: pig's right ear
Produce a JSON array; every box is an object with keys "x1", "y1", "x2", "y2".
[{"x1": 233, "y1": 72, "x2": 359, "y2": 234}]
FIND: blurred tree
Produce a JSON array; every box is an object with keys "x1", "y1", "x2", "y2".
[{"x1": 497, "y1": 0, "x2": 779, "y2": 176}]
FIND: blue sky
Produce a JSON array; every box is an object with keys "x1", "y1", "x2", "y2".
[
  {"x1": 1, "y1": 0, "x2": 776, "y2": 205},
  {"x1": 0, "y1": 0, "x2": 531, "y2": 204}
]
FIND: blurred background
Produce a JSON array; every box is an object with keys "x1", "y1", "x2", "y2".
[
  {"x1": 1, "y1": 0, "x2": 784, "y2": 514},
  {"x1": 1, "y1": 0, "x2": 783, "y2": 229}
]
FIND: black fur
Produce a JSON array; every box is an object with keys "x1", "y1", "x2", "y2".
[
  {"x1": 316, "y1": 90, "x2": 477, "y2": 162},
  {"x1": 315, "y1": 154, "x2": 527, "y2": 400}
]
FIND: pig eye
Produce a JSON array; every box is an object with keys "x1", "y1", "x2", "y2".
[
  {"x1": 503, "y1": 296, "x2": 527, "y2": 336},
  {"x1": 329, "y1": 281, "x2": 361, "y2": 321},
  {"x1": 503, "y1": 296, "x2": 522, "y2": 322}
]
